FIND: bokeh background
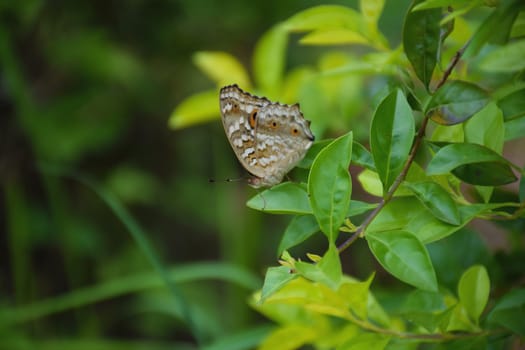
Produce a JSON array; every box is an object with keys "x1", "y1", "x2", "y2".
[{"x1": 5, "y1": 0, "x2": 518, "y2": 348}]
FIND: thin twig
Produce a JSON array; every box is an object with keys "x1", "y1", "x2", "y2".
[{"x1": 338, "y1": 41, "x2": 469, "y2": 254}]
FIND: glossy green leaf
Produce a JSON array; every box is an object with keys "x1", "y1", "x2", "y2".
[
  {"x1": 347, "y1": 200, "x2": 376, "y2": 217},
  {"x1": 497, "y1": 87, "x2": 525, "y2": 121},
  {"x1": 426, "y1": 143, "x2": 517, "y2": 185},
  {"x1": 352, "y1": 141, "x2": 376, "y2": 171},
  {"x1": 465, "y1": 102, "x2": 504, "y2": 201},
  {"x1": 278, "y1": 215, "x2": 319, "y2": 255},
  {"x1": 400, "y1": 289, "x2": 447, "y2": 332},
  {"x1": 505, "y1": 115, "x2": 525, "y2": 141},
  {"x1": 412, "y1": 0, "x2": 472, "y2": 11},
  {"x1": 260, "y1": 266, "x2": 297, "y2": 302},
  {"x1": 284, "y1": 5, "x2": 362, "y2": 32},
  {"x1": 406, "y1": 182, "x2": 461, "y2": 225},
  {"x1": 295, "y1": 244, "x2": 342, "y2": 289},
  {"x1": 370, "y1": 89, "x2": 415, "y2": 193},
  {"x1": 464, "y1": 0, "x2": 521, "y2": 58},
  {"x1": 247, "y1": 182, "x2": 311, "y2": 214},
  {"x1": 426, "y1": 81, "x2": 489, "y2": 125},
  {"x1": 253, "y1": 23, "x2": 288, "y2": 98},
  {"x1": 367, "y1": 230, "x2": 438, "y2": 291},
  {"x1": 487, "y1": 288, "x2": 525, "y2": 336},
  {"x1": 403, "y1": 0, "x2": 441, "y2": 88},
  {"x1": 308, "y1": 131, "x2": 353, "y2": 242},
  {"x1": 192, "y1": 51, "x2": 250, "y2": 87},
  {"x1": 457, "y1": 265, "x2": 490, "y2": 324},
  {"x1": 168, "y1": 89, "x2": 218, "y2": 129},
  {"x1": 297, "y1": 139, "x2": 333, "y2": 169},
  {"x1": 480, "y1": 40, "x2": 525, "y2": 72},
  {"x1": 300, "y1": 29, "x2": 369, "y2": 45},
  {"x1": 365, "y1": 197, "x2": 496, "y2": 244}
]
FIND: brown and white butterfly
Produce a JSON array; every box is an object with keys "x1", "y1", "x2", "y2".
[{"x1": 219, "y1": 84, "x2": 314, "y2": 188}]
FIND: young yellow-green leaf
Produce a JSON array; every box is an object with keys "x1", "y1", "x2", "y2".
[
  {"x1": 259, "y1": 324, "x2": 320, "y2": 350},
  {"x1": 278, "y1": 215, "x2": 319, "y2": 255},
  {"x1": 367, "y1": 230, "x2": 438, "y2": 291},
  {"x1": 360, "y1": 0, "x2": 385, "y2": 28},
  {"x1": 247, "y1": 182, "x2": 311, "y2": 214},
  {"x1": 426, "y1": 143, "x2": 517, "y2": 185},
  {"x1": 192, "y1": 51, "x2": 250, "y2": 87},
  {"x1": 426, "y1": 80, "x2": 489, "y2": 125},
  {"x1": 295, "y1": 244, "x2": 342, "y2": 290},
  {"x1": 405, "y1": 182, "x2": 461, "y2": 225},
  {"x1": 457, "y1": 265, "x2": 490, "y2": 324},
  {"x1": 370, "y1": 89, "x2": 415, "y2": 194},
  {"x1": 299, "y1": 29, "x2": 369, "y2": 46},
  {"x1": 403, "y1": 0, "x2": 441, "y2": 89},
  {"x1": 260, "y1": 266, "x2": 297, "y2": 302},
  {"x1": 479, "y1": 40, "x2": 525, "y2": 72},
  {"x1": 487, "y1": 288, "x2": 525, "y2": 336},
  {"x1": 283, "y1": 5, "x2": 362, "y2": 32},
  {"x1": 253, "y1": 23, "x2": 288, "y2": 98},
  {"x1": 339, "y1": 332, "x2": 391, "y2": 350},
  {"x1": 308, "y1": 132, "x2": 353, "y2": 242},
  {"x1": 168, "y1": 89, "x2": 218, "y2": 129}
]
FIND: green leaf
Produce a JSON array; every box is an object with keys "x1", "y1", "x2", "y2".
[
  {"x1": 403, "y1": 0, "x2": 441, "y2": 88},
  {"x1": 246, "y1": 182, "x2": 311, "y2": 214},
  {"x1": 426, "y1": 143, "x2": 517, "y2": 185},
  {"x1": 370, "y1": 89, "x2": 415, "y2": 193},
  {"x1": 426, "y1": 81, "x2": 489, "y2": 125},
  {"x1": 464, "y1": 102, "x2": 504, "y2": 201},
  {"x1": 308, "y1": 132, "x2": 353, "y2": 242},
  {"x1": 487, "y1": 288, "x2": 525, "y2": 336},
  {"x1": 366, "y1": 230, "x2": 438, "y2": 291},
  {"x1": 405, "y1": 181, "x2": 461, "y2": 225},
  {"x1": 168, "y1": 89, "x2": 218, "y2": 129},
  {"x1": 260, "y1": 266, "x2": 297, "y2": 302},
  {"x1": 457, "y1": 265, "x2": 490, "y2": 324},
  {"x1": 505, "y1": 115, "x2": 525, "y2": 141},
  {"x1": 497, "y1": 87, "x2": 525, "y2": 121},
  {"x1": 284, "y1": 5, "x2": 362, "y2": 32},
  {"x1": 412, "y1": 0, "x2": 472, "y2": 11},
  {"x1": 299, "y1": 29, "x2": 369, "y2": 45},
  {"x1": 297, "y1": 139, "x2": 333, "y2": 169},
  {"x1": 259, "y1": 324, "x2": 319, "y2": 350},
  {"x1": 277, "y1": 215, "x2": 319, "y2": 255},
  {"x1": 365, "y1": 197, "x2": 497, "y2": 244},
  {"x1": 464, "y1": 0, "x2": 522, "y2": 59},
  {"x1": 352, "y1": 141, "x2": 376, "y2": 171},
  {"x1": 339, "y1": 332, "x2": 391, "y2": 350},
  {"x1": 192, "y1": 51, "x2": 250, "y2": 87},
  {"x1": 360, "y1": 0, "x2": 385, "y2": 29},
  {"x1": 479, "y1": 39, "x2": 525, "y2": 72},
  {"x1": 295, "y1": 244, "x2": 342, "y2": 290},
  {"x1": 253, "y1": 23, "x2": 288, "y2": 98}
]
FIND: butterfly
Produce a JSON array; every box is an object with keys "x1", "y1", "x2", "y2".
[{"x1": 219, "y1": 84, "x2": 314, "y2": 188}]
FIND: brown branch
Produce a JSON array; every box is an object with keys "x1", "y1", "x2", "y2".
[{"x1": 338, "y1": 42, "x2": 469, "y2": 254}]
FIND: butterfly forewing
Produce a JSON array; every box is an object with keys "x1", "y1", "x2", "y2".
[{"x1": 219, "y1": 84, "x2": 314, "y2": 187}]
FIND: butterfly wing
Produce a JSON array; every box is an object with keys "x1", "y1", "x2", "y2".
[{"x1": 219, "y1": 85, "x2": 270, "y2": 179}]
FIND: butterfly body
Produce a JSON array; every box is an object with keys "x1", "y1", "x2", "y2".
[{"x1": 219, "y1": 84, "x2": 314, "y2": 188}]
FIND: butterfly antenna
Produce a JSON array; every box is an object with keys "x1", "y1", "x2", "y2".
[{"x1": 208, "y1": 177, "x2": 246, "y2": 184}]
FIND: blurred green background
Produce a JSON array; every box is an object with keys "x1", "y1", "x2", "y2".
[{"x1": 0, "y1": 0, "x2": 425, "y2": 347}]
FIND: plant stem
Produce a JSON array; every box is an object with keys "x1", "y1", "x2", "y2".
[{"x1": 338, "y1": 41, "x2": 469, "y2": 254}]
